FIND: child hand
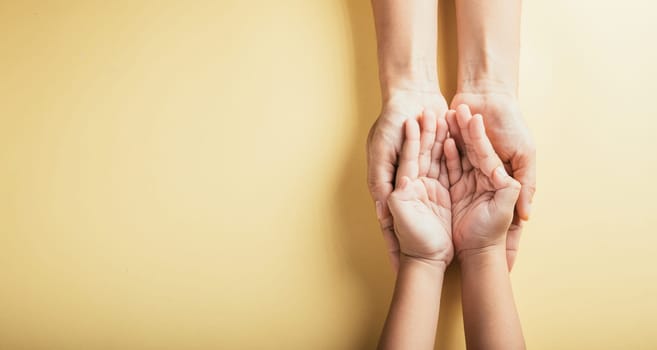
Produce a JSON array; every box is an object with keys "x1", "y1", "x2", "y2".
[
  {"x1": 387, "y1": 113, "x2": 453, "y2": 265},
  {"x1": 444, "y1": 105, "x2": 522, "y2": 259}
]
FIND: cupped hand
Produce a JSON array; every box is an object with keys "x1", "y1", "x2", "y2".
[
  {"x1": 450, "y1": 93, "x2": 535, "y2": 269},
  {"x1": 367, "y1": 90, "x2": 448, "y2": 271},
  {"x1": 387, "y1": 116, "x2": 453, "y2": 265},
  {"x1": 443, "y1": 105, "x2": 521, "y2": 260}
]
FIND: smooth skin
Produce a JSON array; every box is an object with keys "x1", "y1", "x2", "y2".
[
  {"x1": 451, "y1": 0, "x2": 535, "y2": 269},
  {"x1": 378, "y1": 106, "x2": 525, "y2": 349},
  {"x1": 446, "y1": 105, "x2": 525, "y2": 350},
  {"x1": 368, "y1": 0, "x2": 448, "y2": 272},
  {"x1": 368, "y1": 0, "x2": 535, "y2": 272},
  {"x1": 378, "y1": 114, "x2": 453, "y2": 350}
]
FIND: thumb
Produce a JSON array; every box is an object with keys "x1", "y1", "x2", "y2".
[
  {"x1": 387, "y1": 176, "x2": 413, "y2": 215},
  {"x1": 491, "y1": 165, "x2": 522, "y2": 213},
  {"x1": 511, "y1": 152, "x2": 537, "y2": 221}
]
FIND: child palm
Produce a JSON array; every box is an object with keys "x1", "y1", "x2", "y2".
[
  {"x1": 443, "y1": 105, "x2": 522, "y2": 257},
  {"x1": 388, "y1": 113, "x2": 453, "y2": 264}
]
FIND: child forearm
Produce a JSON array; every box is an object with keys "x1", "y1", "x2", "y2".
[
  {"x1": 378, "y1": 255, "x2": 446, "y2": 350},
  {"x1": 459, "y1": 246, "x2": 525, "y2": 350}
]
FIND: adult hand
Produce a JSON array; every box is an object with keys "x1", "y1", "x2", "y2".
[
  {"x1": 449, "y1": 92, "x2": 536, "y2": 270},
  {"x1": 367, "y1": 89, "x2": 448, "y2": 272}
]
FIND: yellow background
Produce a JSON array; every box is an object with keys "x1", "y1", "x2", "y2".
[{"x1": 2, "y1": 1, "x2": 657, "y2": 349}]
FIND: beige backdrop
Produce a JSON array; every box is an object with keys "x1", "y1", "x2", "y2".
[{"x1": 2, "y1": 1, "x2": 657, "y2": 349}]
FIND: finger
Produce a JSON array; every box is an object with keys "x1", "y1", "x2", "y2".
[
  {"x1": 418, "y1": 110, "x2": 437, "y2": 177},
  {"x1": 368, "y1": 156, "x2": 397, "y2": 271},
  {"x1": 491, "y1": 165, "x2": 522, "y2": 213},
  {"x1": 383, "y1": 228, "x2": 400, "y2": 272},
  {"x1": 444, "y1": 138, "x2": 462, "y2": 185},
  {"x1": 438, "y1": 156, "x2": 449, "y2": 188},
  {"x1": 368, "y1": 147, "x2": 399, "y2": 271},
  {"x1": 446, "y1": 109, "x2": 473, "y2": 172},
  {"x1": 511, "y1": 151, "x2": 537, "y2": 221},
  {"x1": 367, "y1": 162, "x2": 394, "y2": 216},
  {"x1": 389, "y1": 176, "x2": 416, "y2": 202},
  {"x1": 506, "y1": 214, "x2": 523, "y2": 271},
  {"x1": 428, "y1": 117, "x2": 449, "y2": 179},
  {"x1": 388, "y1": 177, "x2": 427, "y2": 272},
  {"x1": 461, "y1": 149, "x2": 473, "y2": 172},
  {"x1": 469, "y1": 114, "x2": 504, "y2": 176},
  {"x1": 420, "y1": 177, "x2": 438, "y2": 204},
  {"x1": 375, "y1": 200, "x2": 400, "y2": 273},
  {"x1": 367, "y1": 127, "x2": 400, "y2": 272},
  {"x1": 455, "y1": 104, "x2": 479, "y2": 169},
  {"x1": 395, "y1": 119, "x2": 421, "y2": 187},
  {"x1": 366, "y1": 127, "x2": 396, "y2": 207},
  {"x1": 445, "y1": 110, "x2": 464, "y2": 151}
]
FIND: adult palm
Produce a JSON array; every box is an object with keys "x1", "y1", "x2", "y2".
[
  {"x1": 367, "y1": 89, "x2": 448, "y2": 271},
  {"x1": 443, "y1": 109, "x2": 519, "y2": 256},
  {"x1": 449, "y1": 93, "x2": 535, "y2": 270}
]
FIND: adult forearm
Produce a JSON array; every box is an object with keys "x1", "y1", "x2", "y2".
[
  {"x1": 372, "y1": 0, "x2": 440, "y2": 100},
  {"x1": 459, "y1": 246, "x2": 525, "y2": 350},
  {"x1": 378, "y1": 255, "x2": 445, "y2": 350},
  {"x1": 455, "y1": 0, "x2": 521, "y2": 95}
]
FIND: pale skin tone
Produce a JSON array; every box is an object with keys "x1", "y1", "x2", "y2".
[
  {"x1": 368, "y1": 0, "x2": 448, "y2": 273},
  {"x1": 378, "y1": 106, "x2": 524, "y2": 349},
  {"x1": 378, "y1": 114, "x2": 453, "y2": 350},
  {"x1": 368, "y1": 0, "x2": 535, "y2": 272},
  {"x1": 447, "y1": 105, "x2": 525, "y2": 350}
]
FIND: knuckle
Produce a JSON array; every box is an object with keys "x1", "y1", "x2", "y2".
[
  {"x1": 379, "y1": 216, "x2": 394, "y2": 232},
  {"x1": 522, "y1": 140, "x2": 537, "y2": 156},
  {"x1": 367, "y1": 181, "x2": 393, "y2": 199},
  {"x1": 522, "y1": 183, "x2": 537, "y2": 196}
]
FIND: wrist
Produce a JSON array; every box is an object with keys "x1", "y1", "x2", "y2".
[
  {"x1": 456, "y1": 30, "x2": 519, "y2": 97},
  {"x1": 450, "y1": 89, "x2": 519, "y2": 113},
  {"x1": 380, "y1": 80, "x2": 441, "y2": 104},
  {"x1": 456, "y1": 48, "x2": 518, "y2": 97},
  {"x1": 456, "y1": 243, "x2": 507, "y2": 267},
  {"x1": 456, "y1": 76, "x2": 517, "y2": 98},
  {"x1": 379, "y1": 63, "x2": 440, "y2": 103},
  {"x1": 380, "y1": 85, "x2": 446, "y2": 117},
  {"x1": 399, "y1": 253, "x2": 448, "y2": 274}
]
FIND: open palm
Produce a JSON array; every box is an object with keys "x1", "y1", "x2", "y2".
[
  {"x1": 443, "y1": 105, "x2": 521, "y2": 257},
  {"x1": 387, "y1": 114, "x2": 453, "y2": 264},
  {"x1": 450, "y1": 94, "x2": 535, "y2": 269},
  {"x1": 368, "y1": 91, "x2": 449, "y2": 270}
]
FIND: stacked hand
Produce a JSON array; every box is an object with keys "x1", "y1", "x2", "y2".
[
  {"x1": 386, "y1": 104, "x2": 521, "y2": 265},
  {"x1": 369, "y1": 93, "x2": 535, "y2": 270},
  {"x1": 450, "y1": 92, "x2": 536, "y2": 268},
  {"x1": 372, "y1": 1, "x2": 529, "y2": 347},
  {"x1": 378, "y1": 104, "x2": 527, "y2": 350},
  {"x1": 368, "y1": 89, "x2": 448, "y2": 270}
]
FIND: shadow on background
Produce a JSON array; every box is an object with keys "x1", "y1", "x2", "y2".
[{"x1": 334, "y1": 1, "x2": 463, "y2": 348}]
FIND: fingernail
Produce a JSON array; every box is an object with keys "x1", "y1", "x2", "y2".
[
  {"x1": 375, "y1": 201, "x2": 384, "y2": 220},
  {"x1": 525, "y1": 203, "x2": 532, "y2": 220}
]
